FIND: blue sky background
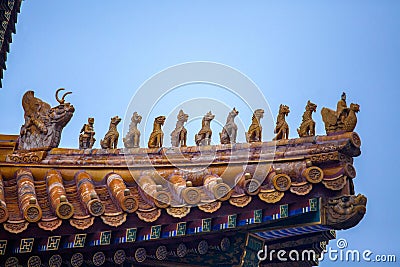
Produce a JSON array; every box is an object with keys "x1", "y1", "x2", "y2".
[{"x1": 0, "y1": 1, "x2": 399, "y2": 266}]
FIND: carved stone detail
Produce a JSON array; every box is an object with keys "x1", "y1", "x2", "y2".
[
  {"x1": 18, "y1": 89, "x2": 75, "y2": 150},
  {"x1": 124, "y1": 112, "x2": 142, "y2": 148},
  {"x1": 71, "y1": 253, "x2": 84, "y2": 267},
  {"x1": 5, "y1": 257, "x2": 19, "y2": 267},
  {"x1": 38, "y1": 219, "x2": 62, "y2": 231},
  {"x1": 246, "y1": 109, "x2": 264, "y2": 142},
  {"x1": 195, "y1": 111, "x2": 215, "y2": 146},
  {"x1": 273, "y1": 104, "x2": 290, "y2": 140},
  {"x1": 229, "y1": 195, "x2": 252, "y2": 208},
  {"x1": 258, "y1": 190, "x2": 284, "y2": 203},
  {"x1": 177, "y1": 243, "x2": 188, "y2": 258},
  {"x1": 297, "y1": 100, "x2": 317, "y2": 137},
  {"x1": 70, "y1": 217, "x2": 94, "y2": 230},
  {"x1": 27, "y1": 256, "x2": 41, "y2": 267},
  {"x1": 148, "y1": 116, "x2": 166, "y2": 148},
  {"x1": 49, "y1": 255, "x2": 62, "y2": 267},
  {"x1": 6, "y1": 151, "x2": 47, "y2": 163},
  {"x1": 171, "y1": 109, "x2": 188, "y2": 147},
  {"x1": 303, "y1": 166, "x2": 324, "y2": 184},
  {"x1": 100, "y1": 116, "x2": 121, "y2": 149},
  {"x1": 321, "y1": 92, "x2": 359, "y2": 134},
  {"x1": 310, "y1": 151, "x2": 353, "y2": 164},
  {"x1": 272, "y1": 174, "x2": 291, "y2": 191},
  {"x1": 135, "y1": 248, "x2": 147, "y2": 263},
  {"x1": 290, "y1": 183, "x2": 313, "y2": 195},
  {"x1": 136, "y1": 209, "x2": 161, "y2": 222},
  {"x1": 156, "y1": 246, "x2": 168, "y2": 261},
  {"x1": 322, "y1": 175, "x2": 347, "y2": 191},
  {"x1": 166, "y1": 206, "x2": 191, "y2": 218},
  {"x1": 92, "y1": 251, "x2": 105, "y2": 266},
  {"x1": 220, "y1": 107, "x2": 239, "y2": 144},
  {"x1": 3, "y1": 222, "x2": 29, "y2": 233},
  {"x1": 198, "y1": 201, "x2": 221, "y2": 213},
  {"x1": 101, "y1": 213, "x2": 127, "y2": 227},
  {"x1": 323, "y1": 194, "x2": 367, "y2": 230},
  {"x1": 182, "y1": 187, "x2": 201, "y2": 205},
  {"x1": 344, "y1": 163, "x2": 357, "y2": 179},
  {"x1": 113, "y1": 250, "x2": 126, "y2": 264},
  {"x1": 79, "y1": 117, "x2": 96, "y2": 149}
]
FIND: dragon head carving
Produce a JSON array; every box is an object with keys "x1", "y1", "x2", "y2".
[
  {"x1": 18, "y1": 89, "x2": 75, "y2": 150},
  {"x1": 324, "y1": 194, "x2": 367, "y2": 230}
]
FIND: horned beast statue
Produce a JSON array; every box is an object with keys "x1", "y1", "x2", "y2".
[{"x1": 18, "y1": 88, "x2": 75, "y2": 150}]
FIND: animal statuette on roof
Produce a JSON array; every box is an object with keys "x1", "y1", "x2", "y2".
[
  {"x1": 273, "y1": 104, "x2": 290, "y2": 140},
  {"x1": 246, "y1": 109, "x2": 264, "y2": 143},
  {"x1": 18, "y1": 88, "x2": 75, "y2": 150},
  {"x1": 123, "y1": 112, "x2": 142, "y2": 148},
  {"x1": 195, "y1": 111, "x2": 215, "y2": 146},
  {"x1": 220, "y1": 107, "x2": 239, "y2": 144},
  {"x1": 100, "y1": 116, "x2": 121, "y2": 149},
  {"x1": 148, "y1": 116, "x2": 166, "y2": 148},
  {"x1": 297, "y1": 100, "x2": 317, "y2": 137},
  {"x1": 170, "y1": 109, "x2": 189, "y2": 147},
  {"x1": 79, "y1": 117, "x2": 96, "y2": 149},
  {"x1": 321, "y1": 92, "x2": 360, "y2": 134}
]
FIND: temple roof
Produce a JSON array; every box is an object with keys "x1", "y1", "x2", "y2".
[
  {"x1": 0, "y1": 131, "x2": 366, "y2": 266},
  {"x1": 0, "y1": 0, "x2": 22, "y2": 88}
]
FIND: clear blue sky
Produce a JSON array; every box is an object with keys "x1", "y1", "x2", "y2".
[{"x1": 0, "y1": 1, "x2": 399, "y2": 266}]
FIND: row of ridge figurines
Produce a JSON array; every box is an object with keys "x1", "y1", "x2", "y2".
[{"x1": 78, "y1": 92, "x2": 359, "y2": 149}]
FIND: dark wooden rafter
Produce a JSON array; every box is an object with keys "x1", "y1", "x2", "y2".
[{"x1": 0, "y1": 0, "x2": 22, "y2": 87}]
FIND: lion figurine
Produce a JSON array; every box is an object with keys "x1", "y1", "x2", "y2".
[
  {"x1": 195, "y1": 111, "x2": 215, "y2": 146},
  {"x1": 297, "y1": 100, "x2": 317, "y2": 137},
  {"x1": 273, "y1": 104, "x2": 290, "y2": 141},
  {"x1": 100, "y1": 116, "x2": 121, "y2": 149},
  {"x1": 246, "y1": 109, "x2": 264, "y2": 143},
  {"x1": 148, "y1": 116, "x2": 166, "y2": 148},
  {"x1": 123, "y1": 112, "x2": 142, "y2": 148},
  {"x1": 170, "y1": 110, "x2": 189, "y2": 147},
  {"x1": 220, "y1": 107, "x2": 239, "y2": 144}
]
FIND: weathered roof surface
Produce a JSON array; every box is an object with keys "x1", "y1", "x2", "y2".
[
  {"x1": 0, "y1": 132, "x2": 366, "y2": 266},
  {"x1": 0, "y1": 0, "x2": 22, "y2": 87}
]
